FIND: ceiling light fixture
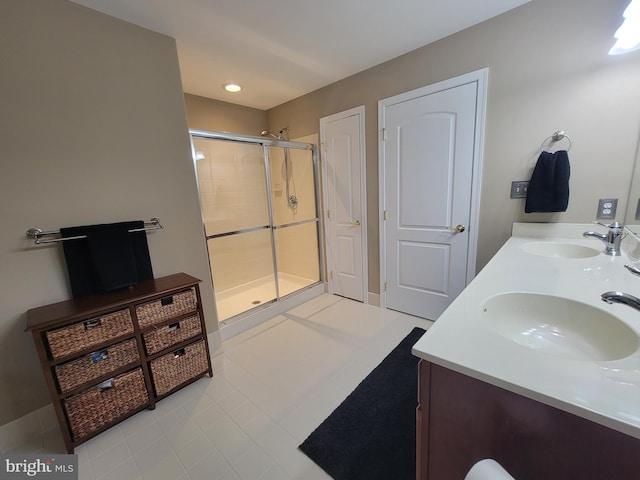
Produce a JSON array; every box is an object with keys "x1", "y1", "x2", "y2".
[
  {"x1": 609, "y1": 0, "x2": 640, "y2": 55},
  {"x1": 223, "y1": 82, "x2": 242, "y2": 93}
]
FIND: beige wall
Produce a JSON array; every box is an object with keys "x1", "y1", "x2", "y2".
[
  {"x1": 184, "y1": 94, "x2": 267, "y2": 135},
  {"x1": 267, "y1": 0, "x2": 640, "y2": 293},
  {"x1": 0, "y1": 0, "x2": 215, "y2": 426}
]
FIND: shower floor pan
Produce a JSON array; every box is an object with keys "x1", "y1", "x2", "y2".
[{"x1": 215, "y1": 272, "x2": 318, "y2": 322}]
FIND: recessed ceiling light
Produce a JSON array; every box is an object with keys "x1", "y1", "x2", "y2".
[{"x1": 223, "y1": 82, "x2": 242, "y2": 93}]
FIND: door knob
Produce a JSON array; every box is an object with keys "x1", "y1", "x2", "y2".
[
  {"x1": 352, "y1": 220, "x2": 361, "y2": 227},
  {"x1": 451, "y1": 224, "x2": 465, "y2": 233}
]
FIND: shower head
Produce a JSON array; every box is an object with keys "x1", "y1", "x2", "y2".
[
  {"x1": 260, "y1": 130, "x2": 279, "y2": 139},
  {"x1": 260, "y1": 127, "x2": 289, "y2": 140}
]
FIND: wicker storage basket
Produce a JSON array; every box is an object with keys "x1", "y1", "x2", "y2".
[
  {"x1": 46, "y1": 309, "x2": 133, "y2": 360},
  {"x1": 64, "y1": 368, "x2": 148, "y2": 441},
  {"x1": 135, "y1": 288, "x2": 197, "y2": 328},
  {"x1": 150, "y1": 339, "x2": 208, "y2": 397},
  {"x1": 55, "y1": 339, "x2": 140, "y2": 394},
  {"x1": 142, "y1": 314, "x2": 202, "y2": 355}
]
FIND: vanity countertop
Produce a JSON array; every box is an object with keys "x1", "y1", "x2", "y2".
[{"x1": 412, "y1": 223, "x2": 640, "y2": 440}]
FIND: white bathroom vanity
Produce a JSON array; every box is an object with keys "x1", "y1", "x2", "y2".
[{"x1": 413, "y1": 223, "x2": 640, "y2": 479}]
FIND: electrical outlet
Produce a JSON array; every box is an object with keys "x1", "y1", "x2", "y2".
[
  {"x1": 510, "y1": 181, "x2": 529, "y2": 199},
  {"x1": 597, "y1": 198, "x2": 617, "y2": 219}
]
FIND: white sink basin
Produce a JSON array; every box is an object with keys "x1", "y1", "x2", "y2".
[
  {"x1": 520, "y1": 242, "x2": 600, "y2": 258},
  {"x1": 482, "y1": 293, "x2": 638, "y2": 361}
]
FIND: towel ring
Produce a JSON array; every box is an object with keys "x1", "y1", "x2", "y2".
[{"x1": 540, "y1": 130, "x2": 572, "y2": 153}]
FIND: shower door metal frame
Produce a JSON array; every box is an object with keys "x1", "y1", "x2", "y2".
[{"x1": 189, "y1": 129, "x2": 325, "y2": 322}]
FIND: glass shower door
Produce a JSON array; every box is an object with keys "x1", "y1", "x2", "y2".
[
  {"x1": 192, "y1": 138, "x2": 277, "y2": 321},
  {"x1": 268, "y1": 146, "x2": 320, "y2": 296}
]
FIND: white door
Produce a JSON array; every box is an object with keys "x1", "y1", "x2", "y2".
[
  {"x1": 379, "y1": 70, "x2": 486, "y2": 320},
  {"x1": 320, "y1": 106, "x2": 367, "y2": 302}
]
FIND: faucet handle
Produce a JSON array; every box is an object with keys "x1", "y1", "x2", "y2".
[
  {"x1": 593, "y1": 221, "x2": 625, "y2": 236},
  {"x1": 624, "y1": 264, "x2": 640, "y2": 277},
  {"x1": 593, "y1": 221, "x2": 624, "y2": 230}
]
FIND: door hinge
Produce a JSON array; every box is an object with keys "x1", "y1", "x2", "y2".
[
  {"x1": 330, "y1": 271, "x2": 334, "y2": 279},
  {"x1": 384, "y1": 282, "x2": 388, "y2": 292},
  {"x1": 383, "y1": 210, "x2": 388, "y2": 221},
  {"x1": 327, "y1": 210, "x2": 331, "y2": 219},
  {"x1": 380, "y1": 128, "x2": 388, "y2": 141}
]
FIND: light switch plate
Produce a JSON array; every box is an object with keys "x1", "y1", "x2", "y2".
[{"x1": 510, "y1": 181, "x2": 529, "y2": 199}]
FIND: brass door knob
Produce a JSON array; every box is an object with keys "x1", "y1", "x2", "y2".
[
  {"x1": 452, "y1": 224, "x2": 466, "y2": 233},
  {"x1": 352, "y1": 220, "x2": 361, "y2": 227}
]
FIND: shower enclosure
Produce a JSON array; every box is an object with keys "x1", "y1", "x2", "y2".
[{"x1": 189, "y1": 129, "x2": 323, "y2": 326}]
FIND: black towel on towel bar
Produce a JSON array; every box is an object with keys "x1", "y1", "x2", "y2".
[
  {"x1": 525, "y1": 150, "x2": 570, "y2": 213},
  {"x1": 86, "y1": 225, "x2": 137, "y2": 291},
  {"x1": 61, "y1": 221, "x2": 153, "y2": 297}
]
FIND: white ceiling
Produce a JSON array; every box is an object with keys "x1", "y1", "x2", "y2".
[{"x1": 70, "y1": 0, "x2": 531, "y2": 110}]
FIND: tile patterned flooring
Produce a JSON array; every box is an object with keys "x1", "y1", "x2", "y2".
[{"x1": 23, "y1": 294, "x2": 431, "y2": 480}]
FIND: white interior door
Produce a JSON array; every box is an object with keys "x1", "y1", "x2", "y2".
[
  {"x1": 320, "y1": 106, "x2": 367, "y2": 302},
  {"x1": 379, "y1": 70, "x2": 486, "y2": 320}
]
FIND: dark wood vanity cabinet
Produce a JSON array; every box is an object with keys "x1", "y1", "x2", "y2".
[
  {"x1": 27, "y1": 273, "x2": 213, "y2": 453},
  {"x1": 417, "y1": 360, "x2": 640, "y2": 480}
]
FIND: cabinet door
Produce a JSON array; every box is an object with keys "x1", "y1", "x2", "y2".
[
  {"x1": 417, "y1": 360, "x2": 430, "y2": 480},
  {"x1": 421, "y1": 363, "x2": 640, "y2": 480}
]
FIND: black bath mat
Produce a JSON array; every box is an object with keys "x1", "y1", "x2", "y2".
[{"x1": 299, "y1": 327, "x2": 426, "y2": 480}]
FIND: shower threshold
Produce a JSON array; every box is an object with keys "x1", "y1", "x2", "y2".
[{"x1": 216, "y1": 273, "x2": 324, "y2": 339}]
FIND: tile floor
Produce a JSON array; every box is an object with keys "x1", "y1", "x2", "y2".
[{"x1": 28, "y1": 294, "x2": 432, "y2": 480}]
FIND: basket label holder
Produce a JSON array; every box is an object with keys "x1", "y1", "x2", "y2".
[{"x1": 90, "y1": 349, "x2": 109, "y2": 363}]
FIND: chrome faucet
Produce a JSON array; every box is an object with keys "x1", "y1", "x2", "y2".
[
  {"x1": 583, "y1": 221, "x2": 625, "y2": 256},
  {"x1": 601, "y1": 291, "x2": 640, "y2": 312}
]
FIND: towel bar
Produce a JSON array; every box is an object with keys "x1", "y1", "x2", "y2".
[{"x1": 26, "y1": 217, "x2": 163, "y2": 245}]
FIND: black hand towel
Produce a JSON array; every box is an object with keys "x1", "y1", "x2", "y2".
[
  {"x1": 525, "y1": 150, "x2": 570, "y2": 213},
  {"x1": 61, "y1": 221, "x2": 153, "y2": 297},
  {"x1": 85, "y1": 225, "x2": 138, "y2": 292},
  {"x1": 60, "y1": 231, "x2": 101, "y2": 297}
]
